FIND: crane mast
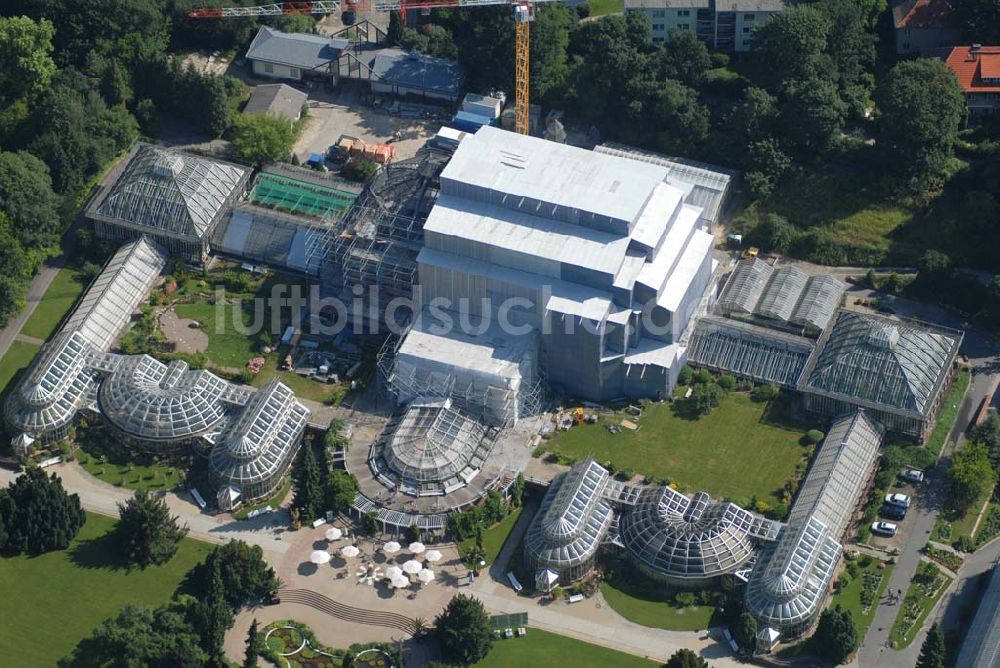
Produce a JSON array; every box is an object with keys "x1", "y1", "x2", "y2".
[{"x1": 189, "y1": 0, "x2": 549, "y2": 134}]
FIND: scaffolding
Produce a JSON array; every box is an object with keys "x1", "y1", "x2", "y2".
[{"x1": 376, "y1": 328, "x2": 546, "y2": 428}]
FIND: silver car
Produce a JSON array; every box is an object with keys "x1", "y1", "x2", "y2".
[
  {"x1": 885, "y1": 493, "x2": 911, "y2": 508},
  {"x1": 900, "y1": 469, "x2": 925, "y2": 483},
  {"x1": 871, "y1": 521, "x2": 898, "y2": 537}
]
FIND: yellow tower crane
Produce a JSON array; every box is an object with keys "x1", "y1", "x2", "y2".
[{"x1": 189, "y1": 0, "x2": 550, "y2": 134}]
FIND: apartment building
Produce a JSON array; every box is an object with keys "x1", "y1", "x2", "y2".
[{"x1": 626, "y1": 0, "x2": 787, "y2": 52}]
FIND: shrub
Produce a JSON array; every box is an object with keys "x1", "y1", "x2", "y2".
[
  {"x1": 616, "y1": 468, "x2": 635, "y2": 481},
  {"x1": 750, "y1": 383, "x2": 779, "y2": 402},
  {"x1": 718, "y1": 374, "x2": 737, "y2": 391},
  {"x1": 692, "y1": 368, "x2": 714, "y2": 385},
  {"x1": 677, "y1": 365, "x2": 694, "y2": 385},
  {"x1": 956, "y1": 535, "x2": 976, "y2": 553},
  {"x1": 803, "y1": 429, "x2": 825, "y2": 445},
  {"x1": 674, "y1": 591, "x2": 697, "y2": 607},
  {"x1": 341, "y1": 158, "x2": 378, "y2": 183}
]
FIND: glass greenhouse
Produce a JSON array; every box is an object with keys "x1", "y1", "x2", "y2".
[
  {"x1": 755, "y1": 267, "x2": 808, "y2": 323},
  {"x1": 99, "y1": 356, "x2": 250, "y2": 445},
  {"x1": 717, "y1": 258, "x2": 774, "y2": 316},
  {"x1": 800, "y1": 311, "x2": 962, "y2": 440},
  {"x1": 524, "y1": 460, "x2": 614, "y2": 583},
  {"x1": 620, "y1": 487, "x2": 781, "y2": 586},
  {"x1": 89, "y1": 144, "x2": 250, "y2": 262},
  {"x1": 745, "y1": 411, "x2": 883, "y2": 635},
  {"x1": 209, "y1": 380, "x2": 309, "y2": 502},
  {"x1": 3, "y1": 331, "x2": 96, "y2": 442},
  {"x1": 370, "y1": 399, "x2": 495, "y2": 496},
  {"x1": 687, "y1": 316, "x2": 815, "y2": 387}
]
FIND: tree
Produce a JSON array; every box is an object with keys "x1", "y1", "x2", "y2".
[
  {"x1": 732, "y1": 612, "x2": 758, "y2": 656},
  {"x1": 116, "y1": 490, "x2": 189, "y2": 568},
  {"x1": 230, "y1": 113, "x2": 295, "y2": 166},
  {"x1": 0, "y1": 16, "x2": 56, "y2": 102},
  {"x1": 435, "y1": 594, "x2": 493, "y2": 665},
  {"x1": 745, "y1": 139, "x2": 791, "y2": 200},
  {"x1": 955, "y1": 0, "x2": 1000, "y2": 44},
  {"x1": 816, "y1": 0, "x2": 876, "y2": 118},
  {"x1": 195, "y1": 540, "x2": 278, "y2": 608},
  {"x1": 0, "y1": 150, "x2": 61, "y2": 250},
  {"x1": 325, "y1": 470, "x2": 358, "y2": 515},
  {"x1": 876, "y1": 59, "x2": 966, "y2": 193},
  {"x1": 243, "y1": 618, "x2": 264, "y2": 668},
  {"x1": 657, "y1": 28, "x2": 711, "y2": 87},
  {"x1": 292, "y1": 443, "x2": 324, "y2": 521},
  {"x1": 916, "y1": 623, "x2": 946, "y2": 668},
  {"x1": 813, "y1": 604, "x2": 858, "y2": 664},
  {"x1": 4, "y1": 467, "x2": 85, "y2": 555},
  {"x1": 780, "y1": 74, "x2": 847, "y2": 155},
  {"x1": 751, "y1": 6, "x2": 832, "y2": 90},
  {"x1": 60, "y1": 601, "x2": 208, "y2": 668},
  {"x1": 753, "y1": 213, "x2": 796, "y2": 253},
  {"x1": 665, "y1": 648, "x2": 709, "y2": 668},
  {"x1": 195, "y1": 560, "x2": 233, "y2": 661},
  {"x1": 689, "y1": 382, "x2": 724, "y2": 416},
  {"x1": 948, "y1": 442, "x2": 995, "y2": 511},
  {"x1": 650, "y1": 80, "x2": 710, "y2": 155}
]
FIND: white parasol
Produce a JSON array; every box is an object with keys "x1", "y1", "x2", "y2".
[
  {"x1": 382, "y1": 540, "x2": 402, "y2": 554},
  {"x1": 424, "y1": 549, "x2": 443, "y2": 563},
  {"x1": 309, "y1": 550, "x2": 331, "y2": 565},
  {"x1": 341, "y1": 544, "x2": 360, "y2": 558},
  {"x1": 408, "y1": 541, "x2": 426, "y2": 554},
  {"x1": 391, "y1": 574, "x2": 410, "y2": 589},
  {"x1": 402, "y1": 559, "x2": 423, "y2": 575},
  {"x1": 385, "y1": 565, "x2": 403, "y2": 579},
  {"x1": 325, "y1": 527, "x2": 343, "y2": 541},
  {"x1": 417, "y1": 568, "x2": 436, "y2": 583}
]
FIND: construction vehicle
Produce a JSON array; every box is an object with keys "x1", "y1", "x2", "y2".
[
  {"x1": 188, "y1": 0, "x2": 557, "y2": 135},
  {"x1": 741, "y1": 246, "x2": 760, "y2": 260}
]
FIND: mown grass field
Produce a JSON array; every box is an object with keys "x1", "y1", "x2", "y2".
[
  {"x1": 0, "y1": 513, "x2": 212, "y2": 666},
  {"x1": 546, "y1": 393, "x2": 809, "y2": 506},
  {"x1": 0, "y1": 341, "x2": 41, "y2": 397},
  {"x1": 828, "y1": 557, "x2": 895, "y2": 638},
  {"x1": 473, "y1": 627, "x2": 658, "y2": 667},
  {"x1": 600, "y1": 576, "x2": 716, "y2": 632},
  {"x1": 21, "y1": 267, "x2": 87, "y2": 341},
  {"x1": 459, "y1": 506, "x2": 525, "y2": 566}
]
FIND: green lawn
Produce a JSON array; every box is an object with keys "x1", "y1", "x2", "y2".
[
  {"x1": 174, "y1": 299, "x2": 262, "y2": 368},
  {"x1": 600, "y1": 575, "x2": 716, "y2": 632},
  {"x1": 251, "y1": 355, "x2": 347, "y2": 405},
  {"x1": 233, "y1": 478, "x2": 292, "y2": 520},
  {"x1": 77, "y1": 448, "x2": 183, "y2": 492},
  {"x1": 460, "y1": 506, "x2": 525, "y2": 566},
  {"x1": 0, "y1": 341, "x2": 41, "y2": 397},
  {"x1": 926, "y1": 370, "x2": 971, "y2": 456},
  {"x1": 546, "y1": 393, "x2": 809, "y2": 506},
  {"x1": 889, "y1": 564, "x2": 953, "y2": 649},
  {"x1": 21, "y1": 267, "x2": 88, "y2": 341},
  {"x1": 473, "y1": 627, "x2": 658, "y2": 667},
  {"x1": 829, "y1": 556, "x2": 895, "y2": 638},
  {"x1": 0, "y1": 512, "x2": 213, "y2": 666},
  {"x1": 587, "y1": 0, "x2": 624, "y2": 15}
]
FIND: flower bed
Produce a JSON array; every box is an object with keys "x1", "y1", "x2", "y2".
[
  {"x1": 922, "y1": 544, "x2": 963, "y2": 572},
  {"x1": 889, "y1": 562, "x2": 952, "y2": 649}
]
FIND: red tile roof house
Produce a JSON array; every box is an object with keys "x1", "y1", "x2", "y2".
[
  {"x1": 892, "y1": 0, "x2": 961, "y2": 56},
  {"x1": 944, "y1": 45, "x2": 1000, "y2": 118}
]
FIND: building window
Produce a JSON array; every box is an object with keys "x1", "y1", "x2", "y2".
[
  {"x1": 678, "y1": 9, "x2": 690, "y2": 16},
  {"x1": 263, "y1": 62, "x2": 274, "y2": 74},
  {"x1": 653, "y1": 23, "x2": 664, "y2": 30},
  {"x1": 290, "y1": 67, "x2": 300, "y2": 78},
  {"x1": 743, "y1": 26, "x2": 750, "y2": 33},
  {"x1": 653, "y1": 9, "x2": 665, "y2": 17},
  {"x1": 679, "y1": 23, "x2": 689, "y2": 29},
  {"x1": 744, "y1": 13, "x2": 755, "y2": 19}
]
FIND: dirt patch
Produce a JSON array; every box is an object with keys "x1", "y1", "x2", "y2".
[
  {"x1": 160, "y1": 309, "x2": 209, "y2": 354},
  {"x1": 293, "y1": 88, "x2": 439, "y2": 163}
]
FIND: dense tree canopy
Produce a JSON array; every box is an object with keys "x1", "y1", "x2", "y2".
[
  {"x1": 326, "y1": 470, "x2": 358, "y2": 515},
  {"x1": 292, "y1": 441, "x2": 324, "y2": 521},
  {"x1": 193, "y1": 540, "x2": 278, "y2": 608},
  {"x1": 435, "y1": 594, "x2": 493, "y2": 665},
  {"x1": 876, "y1": 59, "x2": 966, "y2": 192},
  {"x1": 0, "y1": 16, "x2": 57, "y2": 102},
  {"x1": 116, "y1": 490, "x2": 189, "y2": 568},
  {"x1": 665, "y1": 648, "x2": 709, "y2": 668},
  {"x1": 948, "y1": 442, "x2": 995, "y2": 511},
  {"x1": 60, "y1": 600, "x2": 208, "y2": 668},
  {"x1": 2, "y1": 467, "x2": 86, "y2": 555},
  {"x1": 230, "y1": 113, "x2": 296, "y2": 166},
  {"x1": 813, "y1": 604, "x2": 858, "y2": 664},
  {"x1": 917, "y1": 623, "x2": 946, "y2": 668}
]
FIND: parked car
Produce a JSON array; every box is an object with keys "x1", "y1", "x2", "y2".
[
  {"x1": 871, "y1": 521, "x2": 898, "y2": 537},
  {"x1": 900, "y1": 468, "x2": 925, "y2": 483},
  {"x1": 880, "y1": 503, "x2": 907, "y2": 520},
  {"x1": 885, "y1": 492, "x2": 912, "y2": 508}
]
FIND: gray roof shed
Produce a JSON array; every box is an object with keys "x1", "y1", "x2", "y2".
[
  {"x1": 245, "y1": 26, "x2": 350, "y2": 71},
  {"x1": 244, "y1": 83, "x2": 308, "y2": 121}
]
